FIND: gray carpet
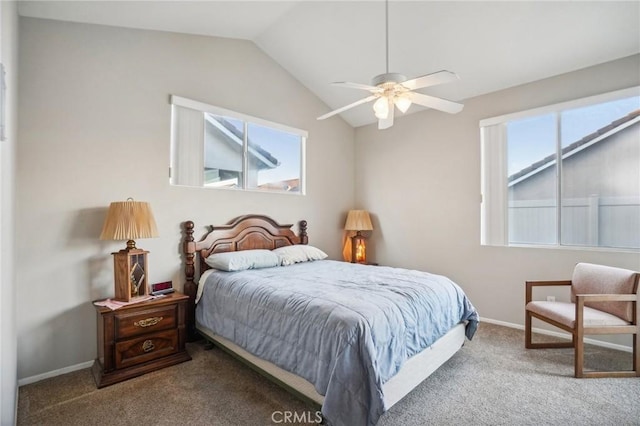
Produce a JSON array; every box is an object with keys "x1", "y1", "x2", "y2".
[{"x1": 17, "y1": 323, "x2": 640, "y2": 426}]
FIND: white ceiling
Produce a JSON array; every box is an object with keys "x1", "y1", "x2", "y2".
[{"x1": 18, "y1": 1, "x2": 640, "y2": 127}]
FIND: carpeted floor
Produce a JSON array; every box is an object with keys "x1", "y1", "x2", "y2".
[{"x1": 17, "y1": 323, "x2": 640, "y2": 426}]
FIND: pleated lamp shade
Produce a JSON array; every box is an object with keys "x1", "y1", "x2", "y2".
[
  {"x1": 100, "y1": 199, "x2": 159, "y2": 249},
  {"x1": 344, "y1": 210, "x2": 373, "y2": 231}
]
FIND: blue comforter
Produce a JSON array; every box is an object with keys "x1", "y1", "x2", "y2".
[{"x1": 195, "y1": 260, "x2": 478, "y2": 426}]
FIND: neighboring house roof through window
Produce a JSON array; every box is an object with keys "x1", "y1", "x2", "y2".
[
  {"x1": 205, "y1": 114, "x2": 280, "y2": 170},
  {"x1": 508, "y1": 109, "x2": 640, "y2": 186}
]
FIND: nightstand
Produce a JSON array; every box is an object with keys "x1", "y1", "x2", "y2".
[{"x1": 92, "y1": 292, "x2": 191, "y2": 388}]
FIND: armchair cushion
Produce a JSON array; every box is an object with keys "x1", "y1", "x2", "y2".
[
  {"x1": 571, "y1": 263, "x2": 637, "y2": 322},
  {"x1": 526, "y1": 301, "x2": 630, "y2": 329}
]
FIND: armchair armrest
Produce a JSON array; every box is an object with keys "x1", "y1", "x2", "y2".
[
  {"x1": 526, "y1": 280, "x2": 572, "y2": 304},
  {"x1": 575, "y1": 294, "x2": 637, "y2": 303}
]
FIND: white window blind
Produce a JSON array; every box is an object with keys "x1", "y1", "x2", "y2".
[
  {"x1": 480, "y1": 123, "x2": 507, "y2": 246},
  {"x1": 171, "y1": 104, "x2": 204, "y2": 187}
]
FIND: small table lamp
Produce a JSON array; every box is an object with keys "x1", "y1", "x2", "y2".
[
  {"x1": 100, "y1": 198, "x2": 159, "y2": 301},
  {"x1": 344, "y1": 210, "x2": 373, "y2": 264}
]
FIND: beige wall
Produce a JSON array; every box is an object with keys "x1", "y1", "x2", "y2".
[
  {"x1": 1, "y1": 1, "x2": 18, "y2": 424},
  {"x1": 14, "y1": 16, "x2": 640, "y2": 383},
  {"x1": 17, "y1": 18, "x2": 355, "y2": 379},
  {"x1": 355, "y1": 55, "x2": 640, "y2": 345}
]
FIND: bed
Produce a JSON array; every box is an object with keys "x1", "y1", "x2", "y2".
[{"x1": 182, "y1": 215, "x2": 478, "y2": 426}]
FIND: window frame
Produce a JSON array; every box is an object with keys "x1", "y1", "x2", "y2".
[
  {"x1": 170, "y1": 95, "x2": 307, "y2": 195},
  {"x1": 480, "y1": 86, "x2": 640, "y2": 251}
]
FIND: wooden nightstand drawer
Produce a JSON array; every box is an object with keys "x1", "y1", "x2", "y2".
[
  {"x1": 115, "y1": 329, "x2": 178, "y2": 369},
  {"x1": 92, "y1": 292, "x2": 191, "y2": 388},
  {"x1": 115, "y1": 305, "x2": 177, "y2": 339}
]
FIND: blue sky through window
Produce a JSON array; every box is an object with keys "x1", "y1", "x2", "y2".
[{"x1": 248, "y1": 124, "x2": 301, "y2": 185}]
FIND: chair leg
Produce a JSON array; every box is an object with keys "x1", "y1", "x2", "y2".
[
  {"x1": 574, "y1": 331, "x2": 584, "y2": 378},
  {"x1": 525, "y1": 312, "x2": 574, "y2": 349},
  {"x1": 525, "y1": 311, "x2": 532, "y2": 349},
  {"x1": 634, "y1": 333, "x2": 639, "y2": 376}
]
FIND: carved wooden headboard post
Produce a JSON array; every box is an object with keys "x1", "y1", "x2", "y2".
[
  {"x1": 183, "y1": 220, "x2": 197, "y2": 340},
  {"x1": 299, "y1": 220, "x2": 308, "y2": 245}
]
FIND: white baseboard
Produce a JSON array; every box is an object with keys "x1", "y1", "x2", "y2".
[
  {"x1": 18, "y1": 360, "x2": 94, "y2": 387},
  {"x1": 480, "y1": 316, "x2": 633, "y2": 353}
]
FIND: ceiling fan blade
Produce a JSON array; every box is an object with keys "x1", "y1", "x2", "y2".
[
  {"x1": 408, "y1": 92, "x2": 464, "y2": 114},
  {"x1": 317, "y1": 95, "x2": 377, "y2": 120},
  {"x1": 378, "y1": 100, "x2": 395, "y2": 130},
  {"x1": 331, "y1": 81, "x2": 382, "y2": 92},
  {"x1": 401, "y1": 70, "x2": 460, "y2": 91}
]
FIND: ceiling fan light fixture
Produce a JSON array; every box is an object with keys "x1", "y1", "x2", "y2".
[
  {"x1": 394, "y1": 95, "x2": 412, "y2": 113},
  {"x1": 316, "y1": 0, "x2": 463, "y2": 126},
  {"x1": 373, "y1": 96, "x2": 390, "y2": 119}
]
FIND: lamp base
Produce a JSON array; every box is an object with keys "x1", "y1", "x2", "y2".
[
  {"x1": 111, "y1": 248, "x2": 149, "y2": 302},
  {"x1": 350, "y1": 232, "x2": 368, "y2": 264}
]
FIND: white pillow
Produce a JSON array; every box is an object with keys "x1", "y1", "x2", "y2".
[
  {"x1": 273, "y1": 245, "x2": 328, "y2": 266},
  {"x1": 204, "y1": 249, "x2": 280, "y2": 272}
]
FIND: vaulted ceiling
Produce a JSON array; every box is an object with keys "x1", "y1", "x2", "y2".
[{"x1": 18, "y1": 1, "x2": 640, "y2": 127}]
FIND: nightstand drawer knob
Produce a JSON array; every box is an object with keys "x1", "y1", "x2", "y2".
[
  {"x1": 142, "y1": 340, "x2": 155, "y2": 353},
  {"x1": 134, "y1": 316, "x2": 163, "y2": 328}
]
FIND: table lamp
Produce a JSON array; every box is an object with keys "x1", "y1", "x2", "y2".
[
  {"x1": 100, "y1": 198, "x2": 159, "y2": 301},
  {"x1": 344, "y1": 210, "x2": 373, "y2": 264}
]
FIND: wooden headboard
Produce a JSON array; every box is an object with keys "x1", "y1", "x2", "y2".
[{"x1": 182, "y1": 214, "x2": 308, "y2": 339}]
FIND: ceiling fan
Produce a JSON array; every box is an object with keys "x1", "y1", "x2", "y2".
[{"x1": 317, "y1": 0, "x2": 464, "y2": 130}]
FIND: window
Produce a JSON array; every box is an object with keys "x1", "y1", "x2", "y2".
[
  {"x1": 481, "y1": 87, "x2": 640, "y2": 250},
  {"x1": 171, "y1": 96, "x2": 306, "y2": 194}
]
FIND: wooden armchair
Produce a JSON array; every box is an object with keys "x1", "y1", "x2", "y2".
[{"x1": 525, "y1": 262, "x2": 639, "y2": 378}]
